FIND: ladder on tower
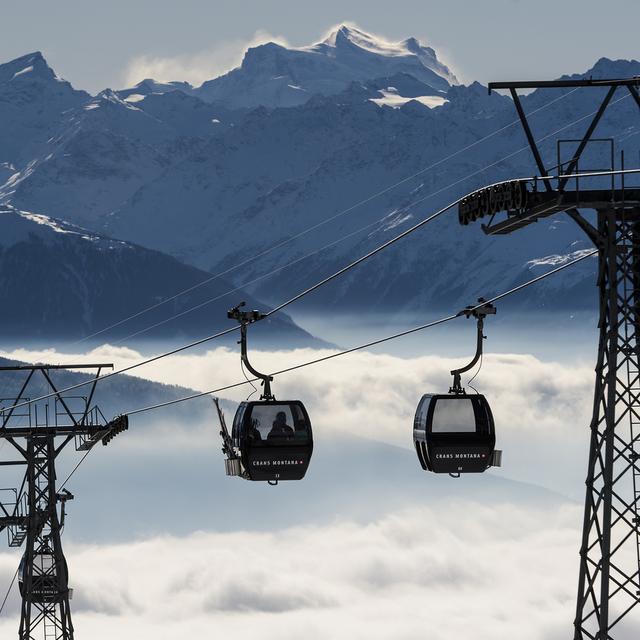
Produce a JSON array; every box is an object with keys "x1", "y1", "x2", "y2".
[{"x1": 43, "y1": 608, "x2": 58, "y2": 640}]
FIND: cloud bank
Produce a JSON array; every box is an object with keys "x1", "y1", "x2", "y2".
[
  {"x1": 0, "y1": 344, "x2": 593, "y2": 437},
  {"x1": 0, "y1": 344, "x2": 596, "y2": 494},
  {"x1": 0, "y1": 502, "x2": 597, "y2": 640},
  {"x1": 0, "y1": 345, "x2": 593, "y2": 434},
  {"x1": 0, "y1": 346, "x2": 637, "y2": 638}
]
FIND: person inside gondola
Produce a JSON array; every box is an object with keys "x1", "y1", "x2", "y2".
[{"x1": 268, "y1": 411, "x2": 294, "y2": 439}]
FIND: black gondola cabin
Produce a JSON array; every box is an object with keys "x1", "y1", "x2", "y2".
[
  {"x1": 18, "y1": 551, "x2": 69, "y2": 603},
  {"x1": 413, "y1": 394, "x2": 500, "y2": 474},
  {"x1": 232, "y1": 400, "x2": 313, "y2": 482}
]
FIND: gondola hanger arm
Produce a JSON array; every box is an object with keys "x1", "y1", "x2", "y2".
[
  {"x1": 450, "y1": 299, "x2": 496, "y2": 394},
  {"x1": 227, "y1": 302, "x2": 275, "y2": 400}
]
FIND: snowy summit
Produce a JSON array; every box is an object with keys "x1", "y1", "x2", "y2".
[
  {"x1": 194, "y1": 24, "x2": 458, "y2": 108},
  {"x1": 310, "y1": 24, "x2": 458, "y2": 87}
]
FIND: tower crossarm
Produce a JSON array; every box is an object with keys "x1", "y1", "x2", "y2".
[{"x1": 459, "y1": 178, "x2": 640, "y2": 238}]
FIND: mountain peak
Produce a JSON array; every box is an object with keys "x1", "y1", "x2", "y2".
[
  {"x1": 323, "y1": 24, "x2": 372, "y2": 45},
  {"x1": 0, "y1": 50, "x2": 73, "y2": 88},
  {"x1": 192, "y1": 25, "x2": 458, "y2": 107},
  {"x1": 315, "y1": 24, "x2": 458, "y2": 87},
  {"x1": 11, "y1": 51, "x2": 46, "y2": 65},
  {"x1": 584, "y1": 56, "x2": 640, "y2": 79},
  {"x1": 322, "y1": 23, "x2": 409, "y2": 55},
  {"x1": 0, "y1": 51, "x2": 49, "y2": 81},
  {"x1": 553, "y1": 57, "x2": 640, "y2": 87},
  {"x1": 87, "y1": 88, "x2": 143, "y2": 112}
]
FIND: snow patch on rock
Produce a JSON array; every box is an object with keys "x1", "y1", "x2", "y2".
[{"x1": 370, "y1": 89, "x2": 449, "y2": 109}]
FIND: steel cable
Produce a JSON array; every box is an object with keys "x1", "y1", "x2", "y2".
[
  {"x1": 1, "y1": 165, "x2": 634, "y2": 415},
  {"x1": 124, "y1": 248, "x2": 597, "y2": 417},
  {"x1": 86, "y1": 90, "x2": 622, "y2": 340},
  {"x1": 0, "y1": 565, "x2": 18, "y2": 617}
]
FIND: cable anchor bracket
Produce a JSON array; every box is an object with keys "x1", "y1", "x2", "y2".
[{"x1": 449, "y1": 298, "x2": 496, "y2": 394}]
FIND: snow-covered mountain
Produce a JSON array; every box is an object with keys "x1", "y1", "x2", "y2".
[
  {"x1": 0, "y1": 29, "x2": 638, "y2": 340},
  {"x1": 0, "y1": 206, "x2": 320, "y2": 346},
  {"x1": 117, "y1": 78, "x2": 195, "y2": 101},
  {"x1": 103, "y1": 62, "x2": 639, "y2": 316},
  {"x1": 0, "y1": 84, "x2": 234, "y2": 228},
  {"x1": 193, "y1": 25, "x2": 458, "y2": 108},
  {"x1": 109, "y1": 24, "x2": 458, "y2": 111},
  {"x1": 0, "y1": 52, "x2": 88, "y2": 170}
]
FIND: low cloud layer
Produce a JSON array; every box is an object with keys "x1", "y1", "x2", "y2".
[
  {"x1": 1, "y1": 345, "x2": 638, "y2": 638},
  {"x1": 0, "y1": 343, "x2": 596, "y2": 494},
  {"x1": 0, "y1": 502, "x2": 597, "y2": 640},
  {"x1": 2, "y1": 346, "x2": 595, "y2": 435},
  {"x1": 0, "y1": 344, "x2": 593, "y2": 437}
]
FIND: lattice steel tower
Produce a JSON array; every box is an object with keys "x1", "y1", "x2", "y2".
[
  {"x1": 0, "y1": 364, "x2": 127, "y2": 639},
  {"x1": 458, "y1": 77, "x2": 640, "y2": 638}
]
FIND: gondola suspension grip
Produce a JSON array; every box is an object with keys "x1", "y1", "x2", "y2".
[{"x1": 449, "y1": 299, "x2": 496, "y2": 394}]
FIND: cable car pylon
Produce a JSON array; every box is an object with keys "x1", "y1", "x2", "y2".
[
  {"x1": 0, "y1": 363, "x2": 128, "y2": 640},
  {"x1": 460, "y1": 76, "x2": 640, "y2": 638}
]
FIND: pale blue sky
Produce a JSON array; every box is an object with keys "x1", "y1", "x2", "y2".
[{"x1": 0, "y1": 0, "x2": 638, "y2": 92}]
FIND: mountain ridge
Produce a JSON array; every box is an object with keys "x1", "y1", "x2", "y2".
[
  {"x1": 193, "y1": 24, "x2": 457, "y2": 108},
  {"x1": 0, "y1": 31, "x2": 638, "y2": 339},
  {"x1": 0, "y1": 205, "x2": 323, "y2": 346}
]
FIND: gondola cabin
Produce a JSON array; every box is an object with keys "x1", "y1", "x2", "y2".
[
  {"x1": 413, "y1": 394, "x2": 501, "y2": 474},
  {"x1": 18, "y1": 551, "x2": 69, "y2": 603},
  {"x1": 232, "y1": 400, "x2": 313, "y2": 482}
]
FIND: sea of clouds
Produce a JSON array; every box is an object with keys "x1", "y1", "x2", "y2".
[
  {"x1": 0, "y1": 343, "x2": 595, "y2": 490},
  {"x1": 2, "y1": 342, "x2": 635, "y2": 638},
  {"x1": 0, "y1": 502, "x2": 589, "y2": 639}
]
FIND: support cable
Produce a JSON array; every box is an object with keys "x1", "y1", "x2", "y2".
[
  {"x1": 58, "y1": 449, "x2": 92, "y2": 492},
  {"x1": 0, "y1": 187, "x2": 470, "y2": 413},
  {"x1": 114, "y1": 143, "x2": 548, "y2": 342},
  {"x1": 114, "y1": 210, "x2": 396, "y2": 343},
  {"x1": 1, "y1": 165, "x2": 635, "y2": 416},
  {"x1": 0, "y1": 565, "x2": 18, "y2": 617},
  {"x1": 4, "y1": 92, "x2": 625, "y2": 412},
  {"x1": 264, "y1": 203, "x2": 455, "y2": 316},
  {"x1": 110, "y1": 158, "x2": 640, "y2": 342},
  {"x1": 123, "y1": 248, "x2": 597, "y2": 417},
  {"x1": 74, "y1": 88, "x2": 580, "y2": 345},
  {"x1": 1, "y1": 324, "x2": 239, "y2": 414},
  {"x1": 94, "y1": 91, "x2": 623, "y2": 341},
  {"x1": 2, "y1": 180, "x2": 525, "y2": 411},
  {"x1": 263, "y1": 166, "x2": 632, "y2": 318},
  {"x1": 38, "y1": 249, "x2": 598, "y2": 488}
]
